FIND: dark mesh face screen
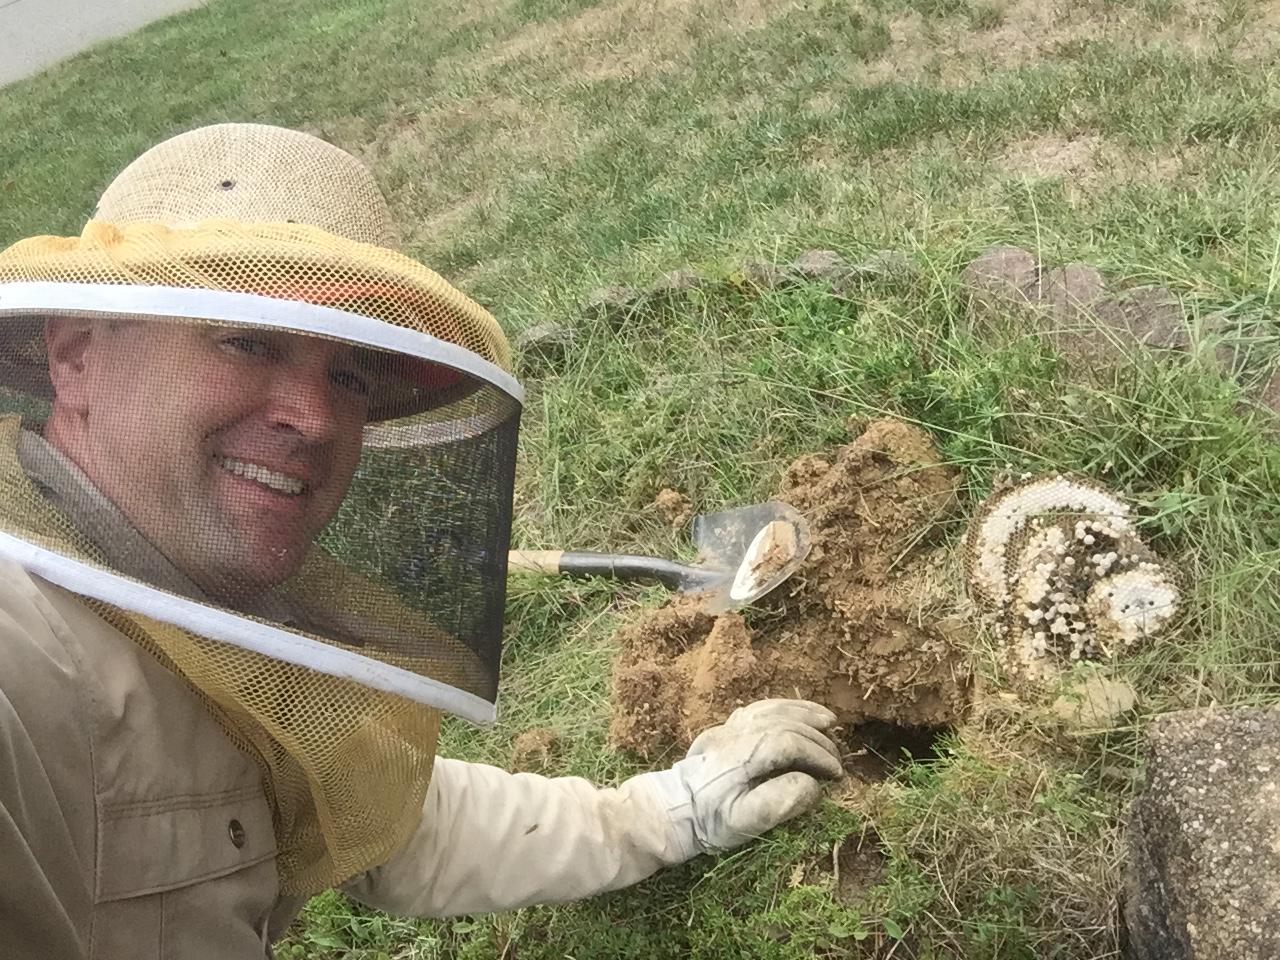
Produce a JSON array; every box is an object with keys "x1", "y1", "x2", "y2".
[{"x1": 0, "y1": 314, "x2": 519, "y2": 711}]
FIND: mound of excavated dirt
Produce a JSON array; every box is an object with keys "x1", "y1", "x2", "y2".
[{"x1": 609, "y1": 419, "x2": 975, "y2": 759}]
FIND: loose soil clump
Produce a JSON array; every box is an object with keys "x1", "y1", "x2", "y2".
[
  {"x1": 609, "y1": 419, "x2": 974, "y2": 758},
  {"x1": 651, "y1": 487, "x2": 693, "y2": 528},
  {"x1": 510, "y1": 726, "x2": 562, "y2": 772}
]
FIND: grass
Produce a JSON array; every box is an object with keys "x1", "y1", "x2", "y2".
[{"x1": 4, "y1": 0, "x2": 1280, "y2": 956}]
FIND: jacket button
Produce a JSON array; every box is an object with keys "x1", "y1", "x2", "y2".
[{"x1": 228, "y1": 819, "x2": 246, "y2": 849}]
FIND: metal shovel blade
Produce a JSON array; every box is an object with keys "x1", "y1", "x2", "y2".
[
  {"x1": 691, "y1": 501, "x2": 811, "y2": 612},
  {"x1": 506, "y1": 501, "x2": 811, "y2": 612}
]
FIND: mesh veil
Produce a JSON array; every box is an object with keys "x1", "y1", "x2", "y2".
[{"x1": 0, "y1": 212, "x2": 521, "y2": 892}]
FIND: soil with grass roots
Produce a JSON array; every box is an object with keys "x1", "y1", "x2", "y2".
[{"x1": 609, "y1": 418, "x2": 974, "y2": 758}]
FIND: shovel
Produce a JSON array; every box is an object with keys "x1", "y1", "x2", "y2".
[{"x1": 508, "y1": 501, "x2": 811, "y2": 613}]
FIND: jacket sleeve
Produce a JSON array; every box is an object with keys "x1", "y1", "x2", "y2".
[
  {"x1": 341, "y1": 757, "x2": 693, "y2": 917},
  {"x1": 0, "y1": 685, "x2": 91, "y2": 958}
]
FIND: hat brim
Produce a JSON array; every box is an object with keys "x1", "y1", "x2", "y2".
[
  {"x1": 0, "y1": 220, "x2": 517, "y2": 422},
  {"x1": 0, "y1": 309, "x2": 482, "y2": 423}
]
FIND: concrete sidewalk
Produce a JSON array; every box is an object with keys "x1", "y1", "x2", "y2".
[{"x1": 1, "y1": 0, "x2": 207, "y2": 86}]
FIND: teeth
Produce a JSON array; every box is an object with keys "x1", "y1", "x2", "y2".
[{"x1": 216, "y1": 456, "x2": 305, "y2": 495}]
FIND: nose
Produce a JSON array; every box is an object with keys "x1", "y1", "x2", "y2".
[{"x1": 264, "y1": 355, "x2": 342, "y2": 441}]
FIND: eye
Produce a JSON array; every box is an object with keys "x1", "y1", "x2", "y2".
[
  {"x1": 220, "y1": 334, "x2": 276, "y2": 358},
  {"x1": 330, "y1": 368, "x2": 371, "y2": 396}
]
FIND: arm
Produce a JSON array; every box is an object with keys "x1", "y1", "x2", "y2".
[{"x1": 344, "y1": 699, "x2": 843, "y2": 917}]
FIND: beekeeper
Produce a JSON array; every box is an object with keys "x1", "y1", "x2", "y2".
[{"x1": 0, "y1": 124, "x2": 843, "y2": 958}]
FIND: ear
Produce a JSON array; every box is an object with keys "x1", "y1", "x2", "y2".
[{"x1": 44, "y1": 317, "x2": 96, "y2": 413}]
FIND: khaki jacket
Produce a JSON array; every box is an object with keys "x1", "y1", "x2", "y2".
[{"x1": 0, "y1": 559, "x2": 687, "y2": 959}]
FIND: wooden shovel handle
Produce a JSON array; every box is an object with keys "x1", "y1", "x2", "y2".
[{"x1": 507, "y1": 550, "x2": 565, "y2": 575}]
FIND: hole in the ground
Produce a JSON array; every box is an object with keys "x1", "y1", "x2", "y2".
[{"x1": 839, "y1": 720, "x2": 948, "y2": 782}]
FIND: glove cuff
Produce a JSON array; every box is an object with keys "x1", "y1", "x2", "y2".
[{"x1": 622, "y1": 766, "x2": 704, "y2": 863}]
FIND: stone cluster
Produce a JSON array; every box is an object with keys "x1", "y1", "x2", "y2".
[
  {"x1": 959, "y1": 245, "x2": 1280, "y2": 420},
  {"x1": 966, "y1": 474, "x2": 1179, "y2": 678},
  {"x1": 959, "y1": 245, "x2": 1192, "y2": 356},
  {"x1": 519, "y1": 244, "x2": 1280, "y2": 431},
  {"x1": 514, "y1": 248, "x2": 912, "y2": 372}
]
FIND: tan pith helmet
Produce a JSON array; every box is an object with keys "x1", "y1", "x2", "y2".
[
  {"x1": 0, "y1": 122, "x2": 513, "y2": 421},
  {"x1": 94, "y1": 123, "x2": 399, "y2": 243}
]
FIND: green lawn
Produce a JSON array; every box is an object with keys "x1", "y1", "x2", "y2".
[{"x1": 4, "y1": 0, "x2": 1280, "y2": 956}]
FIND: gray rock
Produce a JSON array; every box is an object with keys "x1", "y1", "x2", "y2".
[
  {"x1": 1122, "y1": 706, "x2": 1280, "y2": 960},
  {"x1": 739, "y1": 260, "x2": 788, "y2": 290},
  {"x1": 1260, "y1": 364, "x2": 1280, "y2": 420},
  {"x1": 1028, "y1": 262, "x2": 1108, "y2": 318},
  {"x1": 650, "y1": 269, "x2": 706, "y2": 294},
  {"x1": 581, "y1": 284, "x2": 641, "y2": 327},
  {"x1": 1051, "y1": 673, "x2": 1138, "y2": 729},
  {"x1": 786, "y1": 248, "x2": 852, "y2": 281},
  {"x1": 514, "y1": 322, "x2": 577, "y2": 369},
  {"x1": 857, "y1": 248, "x2": 913, "y2": 280},
  {"x1": 1094, "y1": 286, "x2": 1189, "y2": 351},
  {"x1": 960, "y1": 245, "x2": 1040, "y2": 304}
]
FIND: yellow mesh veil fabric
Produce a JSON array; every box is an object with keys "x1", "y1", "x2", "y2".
[
  {"x1": 102, "y1": 625, "x2": 442, "y2": 895},
  {"x1": 0, "y1": 415, "x2": 441, "y2": 894}
]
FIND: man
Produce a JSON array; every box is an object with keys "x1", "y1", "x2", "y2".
[{"x1": 0, "y1": 124, "x2": 843, "y2": 958}]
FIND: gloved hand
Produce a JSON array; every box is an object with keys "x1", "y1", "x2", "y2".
[
  {"x1": 629, "y1": 698, "x2": 844, "y2": 860},
  {"x1": 347, "y1": 698, "x2": 845, "y2": 916}
]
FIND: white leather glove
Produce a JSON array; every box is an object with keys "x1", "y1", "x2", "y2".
[{"x1": 628, "y1": 698, "x2": 844, "y2": 859}]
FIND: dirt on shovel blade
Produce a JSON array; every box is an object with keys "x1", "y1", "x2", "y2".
[{"x1": 609, "y1": 419, "x2": 974, "y2": 759}]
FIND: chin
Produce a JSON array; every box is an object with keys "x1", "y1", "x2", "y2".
[
  {"x1": 255, "y1": 553, "x2": 309, "y2": 587},
  {"x1": 197, "y1": 552, "x2": 301, "y2": 603}
]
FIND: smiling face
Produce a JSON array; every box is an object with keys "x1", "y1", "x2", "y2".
[{"x1": 44, "y1": 318, "x2": 374, "y2": 602}]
